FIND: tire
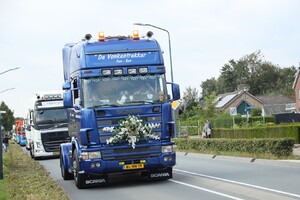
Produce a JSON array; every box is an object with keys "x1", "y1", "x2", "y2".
[
  {"x1": 32, "y1": 145, "x2": 38, "y2": 160},
  {"x1": 60, "y1": 152, "x2": 73, "y2": 180},
  {"x1": 73, "y1": 149, "x2": 85, "y2": 189},
  {"x1": 30, "y1": 144, "x2": 34, "y2": 159}
]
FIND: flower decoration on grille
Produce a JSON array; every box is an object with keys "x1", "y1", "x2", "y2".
[{"x1": 103, "y1": 115, "x2": 160, "y2": 149}]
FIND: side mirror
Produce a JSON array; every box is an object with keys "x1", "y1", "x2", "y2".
[
  {"x1": 172, "y1": 83, "x2": 180, "y2": 100},
  {"x1": 63, "y1": 90, "x2": 73, "y2": 108},
  {"x1": 62, "y1": 82, "x2": 71, "y2": 90}
]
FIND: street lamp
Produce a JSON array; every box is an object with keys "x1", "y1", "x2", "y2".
[
  {"x1": 0, "y1": 88, "x2": 15, "y2": 94},
  {"x1": 133, "y1": 23, "x2": 178, "y2": 137},
  {"x1": 0, "y1": 67, "x2": 20, "y2": 76},
  {"x1": 0, "y1": 110, "x2": 6, "y2": 179},
  {"x1": 0, "y1": 67, "x2": 19, "y2": 96},
  {"x1": 133, "y1": 23, "x2": 174, "y2": 83}
]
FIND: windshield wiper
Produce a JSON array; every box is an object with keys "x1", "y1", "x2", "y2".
[
  {"x1": 89, "y1": 104, "x2": 120, "y2": 108},
  {"x1": 124, "y1": 101, "x2": 153, "y2": 104},
  {"x1": 49, "y1": 122, "x2": 68, "y2": 129}
]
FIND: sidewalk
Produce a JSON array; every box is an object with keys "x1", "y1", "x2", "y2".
[{"x1": 293, "y1": 144, "x2": 300, "y2": 156}]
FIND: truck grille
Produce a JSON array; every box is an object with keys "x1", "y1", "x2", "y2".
[
  {"x1": 41, "y1": 131, "x2": 70, "y2": 152},
  {"x1": 101, "y1": 145, "x2": 161, "y2": 161},
  {"x1": 97, "y1": 114, "x2": 162, "y2": 161}
]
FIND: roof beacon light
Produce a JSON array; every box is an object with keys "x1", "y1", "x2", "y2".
[
  {"x1": 98, "y1": 32, "x2": 105, "y2": 41},
  {"x1": 133, "y1": 30, "x2": 139, "y2": 40}
]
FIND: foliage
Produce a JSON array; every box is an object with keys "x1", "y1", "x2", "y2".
[
  {"x1": 251, "y1": 108, "x2": 262, "y2": 116},
  {"x1": 174, "y1": 138, "x2": 295, "y2": 158},
  {"x1": 104, "y1": 115, "x2": 160, "y2": 149},
  {"x1": 202, "y1": 91, "x2": 218, "y2": 118},
  {"x1": 200, "y1": 50, "x2": 296, "y2": 97},
  {"x1": 0, "y1": 101, "x2": 15, "y2": 132},
  {"x1": 212, "y1": 123, "x2": 300, "y2": 143},
  {"x1": 179, "y1": 103, "x2": 202, "y2": 120},
  {"x1": 0, "y1": 149, "x2": 9, "y2": 199},
  {"x1": 0, "y1": 142, "x2": 69, "y2": 200},
  {"x1": 200, "y1": 78, "x2": 218, "y2": 97},
  {"x1": 182, "y1": 86, "x2": 200, "y2": 103},
  {"x1": 179, "y1": 91, "x2": 220, "y2": 122},
  {"x1": 180, "y1": 87, "x2": 201, "y2": 118}
]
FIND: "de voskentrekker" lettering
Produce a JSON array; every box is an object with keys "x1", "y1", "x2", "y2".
[{"x1": 98, "y1": 53, "x2": 147, "y2": 60}]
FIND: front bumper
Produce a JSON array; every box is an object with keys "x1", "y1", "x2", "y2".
[{"x1": 78, "y1": 152, "x2": 176, "y2": 174}]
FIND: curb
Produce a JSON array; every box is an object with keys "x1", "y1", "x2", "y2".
[{"x1": 177, "y1": 151, "x2": 300, "y2": 168}]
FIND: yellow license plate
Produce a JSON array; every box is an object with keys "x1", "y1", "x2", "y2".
[
  {"x1": 123, "y1": 164, "x2": 144, "y2": 170},
  {"x1": 53, "y1": 151, "x2": 60, "y2": 155}
]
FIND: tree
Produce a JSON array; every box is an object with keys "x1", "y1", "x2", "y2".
[
  {"x1": 203, "y1": 91, "x2": 218, "y2": 118},
  {"x1": 180, "y1": 87, "x2": 201, "y2": 119},
  {"x1": 201, "y1": 78, "x2": 218, "y2": 97},
  {"x1": 218, "y1": 60, "x2": 237, "y2": 93},
  {"x1": 277, "y1": 66, "x2": 296, "y2": 97},
  {"x1": 201, "y1": 50, "x2": 296, "y2": 97},
  {"x1": 182, "y1": 86, "x2": 200, "y2": 109},
  {"x1": 0, "y1": 101, "x2": 15, "y2": 132}
]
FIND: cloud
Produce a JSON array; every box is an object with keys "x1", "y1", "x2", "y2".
[{"x1": 1, "y1": 0, "x2": 300, "y2": 117}]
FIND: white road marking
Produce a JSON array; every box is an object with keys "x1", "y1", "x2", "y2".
[
  {"x1": 174, "y1": 169, "x2": 300, "y2": 199},
  {"x1": 169, "y1": 179, "x2": 245, "y2": 200}
]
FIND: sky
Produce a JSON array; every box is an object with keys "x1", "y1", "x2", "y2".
[{"x1": 1, "y1": 0, "x2": 300, "y2": 118}]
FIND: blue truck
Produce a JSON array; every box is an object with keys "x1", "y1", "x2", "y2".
[{"x1": 60, "y1": 30, "x2": 180, "y2": 189}]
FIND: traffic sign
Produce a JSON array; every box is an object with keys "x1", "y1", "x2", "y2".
[
  {"x1": 230, "y1": 107, "x2": 237, "y2": 116},
  {"x1": 171, "y1": 100, "x2": 180, "y2": 110}
]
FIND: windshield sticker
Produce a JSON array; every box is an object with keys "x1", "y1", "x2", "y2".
[{"x1": 86, "y1": 52, "x2": 160, "y2": 67}]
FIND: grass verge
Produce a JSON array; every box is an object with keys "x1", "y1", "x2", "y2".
[
  {"x1": 0, "y1": 142, "x2": 70, "y2": 200},
  {"x1": 179, "y1": 149, "x2": 300, "y2": 160},
  {"x1": 0, "y1": 149, "x2": 9, "y2": 200}
]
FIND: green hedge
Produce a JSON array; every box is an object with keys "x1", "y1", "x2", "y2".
[
  {"x1": 174, "y1": 138, "x2": 295, "y2": 158},
  {"x1": 178, "y1": 116, "x2": 275, "y2": 128},
  {"x1": 212, "y1": 125, "x2": 300, "y2": 143}
]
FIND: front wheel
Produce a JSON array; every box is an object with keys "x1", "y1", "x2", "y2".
[
  {"x1": 73, "y1": 149, "x2": 85, "y2": 189},
  {"x1": 30, "y1": 144, "x2": 34, "y2": 159},
  {"x1": 60, "y1": 151, "x2": 73, "y2": 180}
]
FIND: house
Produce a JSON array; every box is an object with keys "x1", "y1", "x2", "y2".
[
  {"x1": 293, "y1": 67, "x2": 300, "y2": 113},
  {"x1": 216, "y1": 89, "x2": 264, "y2": 115},
  {"x1": 256, "y1": 94, "x2": 295, "y2": 115}
]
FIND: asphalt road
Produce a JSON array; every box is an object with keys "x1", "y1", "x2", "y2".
[{"x1": 31, "y1": 150, "x2": 300, "y2": 200}]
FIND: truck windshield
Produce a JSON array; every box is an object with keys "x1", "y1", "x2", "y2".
[
  {"x1": 82, "y1": 74, "x2": 168, "y2": 108},
  {"x1": 34, "y1": 108, "x2": 68, "y2": 126}
]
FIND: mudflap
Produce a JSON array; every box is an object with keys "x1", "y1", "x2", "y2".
[
  {"x1": 146, "y1": 167, "x2": 173, "y2": 181},
  {"x1": 81, "y1": 174, "x2": 109, "y2": 188}
]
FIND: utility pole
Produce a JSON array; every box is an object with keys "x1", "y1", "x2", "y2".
[
  {"x1": 133, "y1": 23, "x2": 178, "y2": 137},
  {"x1": 0, "y1": 111, "x2": 6, "y2": 179}
]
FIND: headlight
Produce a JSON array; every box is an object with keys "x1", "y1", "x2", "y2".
[
  {"x1": 162, "y1": 145, "x2": 175, "y2": 153},
  {"x1": 81, "y1": 151, "x2": 101, "y2": 160},
  {"x1": 36, "y1": 142, "x2": 42, "y2": 148}
]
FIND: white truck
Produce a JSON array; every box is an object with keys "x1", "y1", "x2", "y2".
[
  {"x1": 25, "y1": 112, "x2": 32, "y2": 150},
  {"x1": 28, "y1": 91, "x2": 70, "y2": 159}
]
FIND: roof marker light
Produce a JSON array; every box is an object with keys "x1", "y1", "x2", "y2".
[
  {"x1": 133, "y1": 30, "x2": 139, "y2": 40},
  {"x1": 98, "y1": 32, "x2": 105, "y2": 41}
]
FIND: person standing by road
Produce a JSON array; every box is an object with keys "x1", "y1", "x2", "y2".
[
  {"x1": 2, "y1": 134, "x2": 9, "y2": 152},
  {"x1": 202, "y1": 121, "x2": 212, "y2": 138}
]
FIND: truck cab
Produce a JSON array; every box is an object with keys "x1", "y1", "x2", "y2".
[{"x1": 60, "y1": 31, "x2": 180, "y2": 188}]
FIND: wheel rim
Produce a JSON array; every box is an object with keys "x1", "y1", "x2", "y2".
[{"x1": 73, "y1": 155, "x2": 78, "y2": 182}]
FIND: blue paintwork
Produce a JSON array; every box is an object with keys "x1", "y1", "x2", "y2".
[{"x1": 60, "y1": 35, "x2": 179, "y2": 187}]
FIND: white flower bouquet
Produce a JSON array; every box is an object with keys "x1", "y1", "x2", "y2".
[{"x1": 103, "y1": 115, "x2": 160, "y2": 149}]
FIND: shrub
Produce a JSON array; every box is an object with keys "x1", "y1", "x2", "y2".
[{"x1": 173, "y1": 138, "x2": 295, "y2": 158}]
